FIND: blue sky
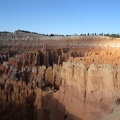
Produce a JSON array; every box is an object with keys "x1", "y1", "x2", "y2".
[{"x1": 0, "y1": 0, "x2": 120, "y2": 35}]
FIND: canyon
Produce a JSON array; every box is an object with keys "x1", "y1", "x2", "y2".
[{"x1": 0, "y1": 31, "x2": 120, "y2": 120}]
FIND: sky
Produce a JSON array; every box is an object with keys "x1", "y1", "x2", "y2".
[{"x1": 0, "y1": 0, "x2": 120, "y2": 35}]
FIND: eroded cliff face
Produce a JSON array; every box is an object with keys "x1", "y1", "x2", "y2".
[
  {"x1": 51, "y1": 59, "x2": 120, "y2": 120},
  {"x1": 1, "y1": 34, "x2": 120, "y2": 120}
]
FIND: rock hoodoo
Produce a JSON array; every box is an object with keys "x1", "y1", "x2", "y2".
[{"x1": 0, "y1": 31, "x2": 120, "y2": 120}]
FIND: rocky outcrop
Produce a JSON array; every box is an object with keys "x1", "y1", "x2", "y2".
[
  {"x1": 1, "y1": 33, "x2": 120, "y2": 120},
  {"x1": 51, "y1": 60, "x2": 120, "y2": 120}
]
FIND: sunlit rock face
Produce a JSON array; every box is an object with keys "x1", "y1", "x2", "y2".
[
  {"x1": 1, "y1": 31, "x2": 120, "y2": 120},
  {"x1": 52, "y1": 61, "x2": 120, "y2": 120}
]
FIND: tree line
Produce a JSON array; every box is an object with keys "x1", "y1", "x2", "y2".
[
  {"x1": 40, "y1": 33, "x2": 120, "y2": 38},
  {"x1": 0, "y1": 30, "x2": 120, "y2": 38},
  {"x1": 60, "y1": 33, "x2": 120, "y2": 38},
  {"x1": 75, "y1": 33, "x2": 120, "y2": 38}
]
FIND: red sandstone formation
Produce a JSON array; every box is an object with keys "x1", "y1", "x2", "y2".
[{"x1": 0, "y1": 31, "x2": 120, "y2": 120}]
